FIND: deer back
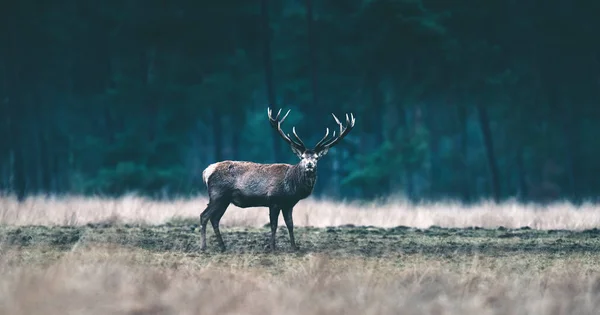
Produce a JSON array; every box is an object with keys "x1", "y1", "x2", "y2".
[{"x1": 204, "y1": 161, "x2": 291, "y2": 196}]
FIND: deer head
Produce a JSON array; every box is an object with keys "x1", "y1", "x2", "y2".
[{"x1": 267, "y1": 107, "x2": 355, "y2": 174}]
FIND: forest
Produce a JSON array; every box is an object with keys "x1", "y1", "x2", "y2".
[{"x1": 1, "y1": 0, "x2": 599, "y2": 204}]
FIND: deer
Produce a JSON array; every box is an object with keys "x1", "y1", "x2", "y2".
[{"x1": 199, "y1": 107, "x2": 355, "y2": 252}]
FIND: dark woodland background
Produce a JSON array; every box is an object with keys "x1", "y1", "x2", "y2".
[{"x1": 1, "y1": 0, "x2": 599, "y2": 204}]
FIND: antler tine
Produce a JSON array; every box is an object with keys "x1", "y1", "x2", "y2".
[
  {"x1": 268, "y1": 107, "x2": 290, "y2": 122},
  {"x1": 315, "y1": 111, "x2": 356, "y2": 151},
  {"x1": 315, "y1": 129, "x2": 339, "y2": 150},
  {"x1": 334, "y1": 113, "x2": 344, "y2": 134},
  {"x1": 279, "y1": 109, "x2": 291, "y2": 122},
  {"x1": 291, "y1": 126, "x2": 307, "y2": 148},
  {"x1": 267, "y1": 107, "x2": 306, "y2": 151},
  {"x1": 332, "y1": 113, "x2": 341, "y2": 125},
  {"x1": 317, "y1": 113, "x2": 344, "y2": 148},
  {"x1": 314, "y1": 127, "x2": 330, "y2": 149},
  {"x1": 286, "y1": 133, "x2": 303, "y2": 148}
]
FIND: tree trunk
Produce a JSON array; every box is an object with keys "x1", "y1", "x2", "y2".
[
  {"x1": 363, "y1": 73, "x2": 387, "y2": 198},
  {"x1": 382, "y1": 79, "x2": 401, "y2": 196},
  {"x1": 425, "y1": 103, "x2": 441, "y2": 199},
  {"x1": 231, "y1": 113, "x2": 243, "y2": 160},
  {"x1": 31, "y1": 120, "x2": 43, "y2": 194},
  {"x1": 13, "y1": 143, "x2": 26, "y2": 201},
  {"x1": 400, "y1": 105, "x2": 414, "y2": 200},
  {"x1": 561, "y1": 100, "x2": 577, "y2": 202},
  {"x1": 369, "y1": 72, "x2": 384, "y2": 146},
  {"x1": 144, "y1": 47, "x2": 158, "y2": 142},
  {"x1": 39, "y1": 131, "x2": 52, "y2": 194},
  {"x1": 329, "y1": 149, "x2": 341, "y2": 198},
  {"x1": 261, "y1": 0, "x2": 280, "y2": 162},
  {"x1": 4, "y1": 10, "x2": 27, "y2": 201},
  {"x1": 0, "y1": 56, "x2": 8, "y2": 192},
  {"x1": 476, "y1": 104, "x2": 501, "y2": 203},
  {"x1": 212, "y1": 108, "x2": 223, "y2": 162},
  {"x1": 0, "y1": 155, "x2": 9, "y2": 192},
  {"x1": 306, "y1": 0, "x2": 318, "y2": 109},
  {"x1": 457, "y1": 102, "x2": 471, "y2": 202},
  {"x1": 11, "y1": 103, "x2": 27, "y2": 200},
  {"x1": 28, "y1": 88, "x2": 51, "y2": 195},
  {"x1": 37, "y1": 122, "x2": 49, "y2": 195},
  {"x1": 515, "y1": 145, "x2": 528, "y2": 202}
]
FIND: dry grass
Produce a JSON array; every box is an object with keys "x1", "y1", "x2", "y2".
[
  {"x1": 1, "y1": 195, "x2": 600, "y2": 314},
  {"x1": 0, "y1": 245, "x2": 599, "y2": 315},
  {"x1": 1, "y1": 194, "x2": 599, "y2": 230}
]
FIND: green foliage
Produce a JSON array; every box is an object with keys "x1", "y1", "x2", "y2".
[
  {"x1": 343, "y1": 140, "x2": 397, "y2": 188},
  {"x1": 343, "y1": 122, "x2": 430, "y2": 192},
  {"x1": 2, "y1": 0, "x2": 598, "y2": 202},
  {"x1": 85, "y1": 162, "x2": 187, "y2": 197}
]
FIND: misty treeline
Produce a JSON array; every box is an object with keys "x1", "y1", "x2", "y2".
[{"x1": 1, "y1": 0, "x2": 599, "y2": 203}]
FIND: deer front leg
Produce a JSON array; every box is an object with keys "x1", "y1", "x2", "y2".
[
  {"x1": 282, "y1": 208, "x2": 298, "y2": 251},
  {"x1": 269, "y1": 206, "x2": 280, "y2": 251}
]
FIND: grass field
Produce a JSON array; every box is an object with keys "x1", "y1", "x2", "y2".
[{"x1": 1, "y1": 195, "x2": 600, "y2": 314}]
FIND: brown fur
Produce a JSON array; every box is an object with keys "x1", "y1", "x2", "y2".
[
  {"x1": 200, "y1": 159, "x2": 318, "y2": 252},
  {"x1": 199, "y1": 108, "x2": 355, "y2": 252},
  {"x1": 204, "y1": 161, "x2": 317, "y2": 208}
]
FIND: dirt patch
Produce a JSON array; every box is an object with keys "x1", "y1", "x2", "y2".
[{"x1": 2, "y1": 223, "x2": 599, "y2": 258}]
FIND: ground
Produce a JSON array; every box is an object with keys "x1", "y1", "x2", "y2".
[
  {"x1": 1, "y1": 196, "x2": 600, "y2": 314},
  {"x1": 3, "y1": 222, "x2": 600, "y2": 257}
]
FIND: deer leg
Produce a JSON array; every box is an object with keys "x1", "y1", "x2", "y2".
[
  {"x1": 200, "y1": 199, "x2": 227, "y2": 251},
  {"x1": 282, "y1": 208, "x2": 298, "y2": 251},
  {"x1": 269, "y1": 206, "x2": 280, "y2": 251},
  {"x1": 199, "y1": 203, "x2": 213, "y2": 251},
  {"x1": 210, "y1": 203, "x2": 229, "y2": 252}
]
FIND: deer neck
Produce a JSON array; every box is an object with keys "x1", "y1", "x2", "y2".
[{"x1": 286, "y1": 164, "x2": 317, "y2": 196}]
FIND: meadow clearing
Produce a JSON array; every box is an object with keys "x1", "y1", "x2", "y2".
[{"x1": 1, "y1": 195, "x2": 600, "y2": 314}]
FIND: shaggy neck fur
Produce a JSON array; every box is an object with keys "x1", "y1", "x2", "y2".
[{"x1": 285, "y1": 164, "x2": 317, "y2": 197}]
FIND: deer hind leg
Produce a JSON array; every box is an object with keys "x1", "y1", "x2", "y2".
[
  {"x1": 269, "y1": 206, "x2": 281, "y2": 251},
  {"x1": 282, "y1": 208, "x2": 298, "y2": 251},
  {"x1": 210, "y1": 203, "x2": 229, "y2": 252},
  {"x1": 199, "y1": 204, "x2": 211, "y2": 251},
  {"x1": 200, "y1": 199, "x2": 228, "y2": 251}
]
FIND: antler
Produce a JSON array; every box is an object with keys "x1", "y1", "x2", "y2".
[
  {"x1": 314, "y1": 112, "x2": 355, "y2": 152},
  {"x1": 267, "y1": 107, "x2": 306, "y2": 151}
]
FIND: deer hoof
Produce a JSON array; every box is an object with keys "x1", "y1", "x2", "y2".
[{"x1": 266, "y1": 244, "x2": 277, "y2": 252}]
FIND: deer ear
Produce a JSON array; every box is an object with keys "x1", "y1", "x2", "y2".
[
  {"x1": 291, "y1": 145, "x2": 303, "y2": 158},
  {"x1": 317, "y1": 148, "x2": 329, "y2": 158}
]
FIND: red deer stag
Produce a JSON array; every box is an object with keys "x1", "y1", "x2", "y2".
[{"x1": 200, "y1": 107, "x2": 355, "y2": 251}]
